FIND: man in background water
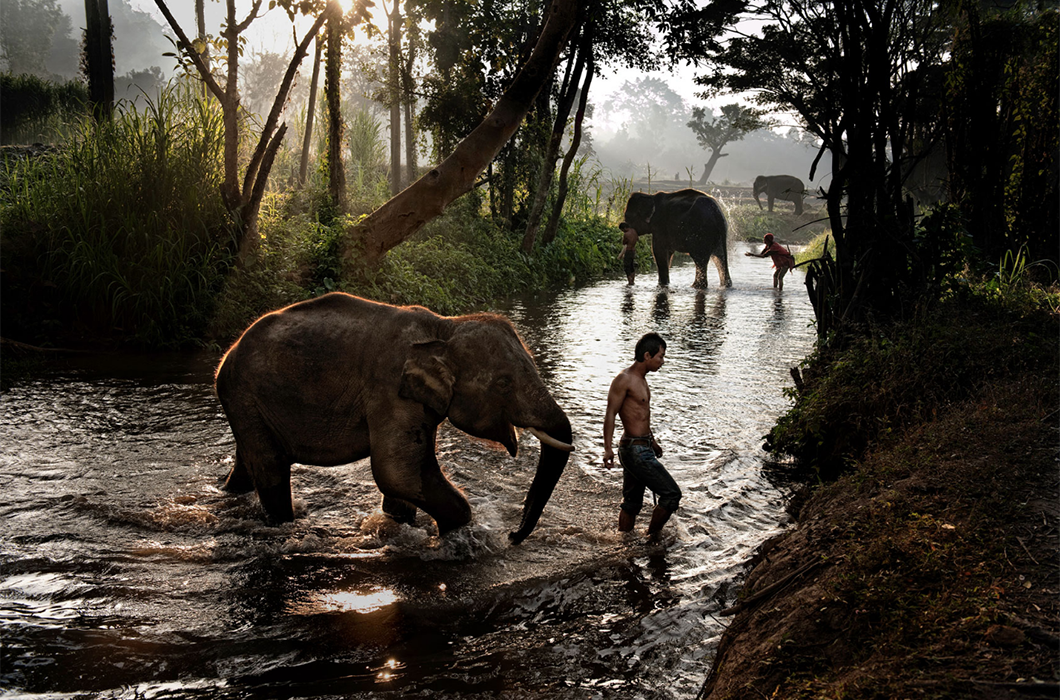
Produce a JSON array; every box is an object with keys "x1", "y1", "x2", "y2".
[{"x1": 602, "y1": 332, "x2": 682, "y2": 541}]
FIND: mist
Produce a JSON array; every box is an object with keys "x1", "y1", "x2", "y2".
[{"x1": 586, "y1": 77, "x2": 830, "y2": 190}]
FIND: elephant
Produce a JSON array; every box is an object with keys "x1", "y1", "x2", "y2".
[
  {"x1": 753, "y1": 175, "x2": 806, "y2": 215},
  {"x1": 620, "y1": 189, "x2": 731, "y2": 289},
  {"x1": 214, "y1": 292, "x2": 575, "y2": 544}
]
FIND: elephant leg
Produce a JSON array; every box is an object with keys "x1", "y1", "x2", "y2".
[
  {"x1": 418, "y1": 466, "x2": 473, "y2": 535},
  {"x1": 712, "y1": 252, "x2": 733, "y2": 288},
  {"x1": 767, "y1": 195, "x2": 775, "y2": 212},
  {"x1": 690, "y1": 253, "x2": 710, "y2": 289},
  {"x1": 653, "y1": 242, "x2": 672, "y2": 286},
  {"x1": 255, "y1": 461, "x2": 294, "y2": 524},
  {"x1": 226, "y1": 414, "x2": 295, "y2": 522},
  {"x1": 369, "y1": 417, "x2": 473, "y2": 535},
  {"x1": 794, "y1": 198, "x2": 804, "y2": 215},
  {"x1": 222, "y1": 446, "x2": 255, "y2": 493},
  {"x1": 381, "y1": 495, "x2": 417, "y2": 525}
]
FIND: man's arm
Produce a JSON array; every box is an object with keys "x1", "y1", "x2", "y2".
[{"x1": 602, "y1": 375, "x2": 628, "y2": 469}]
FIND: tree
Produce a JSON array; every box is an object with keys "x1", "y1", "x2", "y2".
[
  {"x1": 351, "y1": 0, "x2": 578, "y2": 262},
  {"x1": 687, "y1": 103, "x2": 768, "y2": 184},
  {"x1": 944, "y1": 4, "x2": 1059, "y2": 267},
  {"x1": 298, "y1": 35, "x2": 323, "y2": 186},
  {"x1": 153, "y1": 0, "x2": 338, "y2": 263},
  {"x1": 83, "y1": 0, "x2": 115, "y2": 121},
  {"x1": 522, "y1": 22, "x2": 590, "y2": 252},
  {"x1": 699, "y1": 0, "x2": 953, "y2": 337},
  {"x1": 385, "y1": 0, "x2": 403, "y2": 195},
  {"x1": 325, "y1": 10, "x2": 346, "y2": 210}
]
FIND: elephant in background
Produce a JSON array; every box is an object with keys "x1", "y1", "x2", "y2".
[
  {"x1": 215, "y1": 292, "x2": 574, "y2": 544},
  {"x1": 620, "y1": 189, "x2": 731, "y2": 289},
  {"x1": 753, "y1": 175, "x2": 806, "y2": 215}
]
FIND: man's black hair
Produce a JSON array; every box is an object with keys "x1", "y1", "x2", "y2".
[{"x1": 634, "y1": 332, "x2": 666, "y2": 362}]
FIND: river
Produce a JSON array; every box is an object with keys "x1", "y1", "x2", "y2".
[{"x1": 1, "y1": 243, "x2": 816, "y2": 699}]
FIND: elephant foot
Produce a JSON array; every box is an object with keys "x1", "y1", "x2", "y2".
[
  {"x1": 257, "y1": 483, "x2": 295, "y2": 524},
  {"x1": 381, "y1": 495, "x2": 417, "y2": 525},
  {"x1": 222, "y1": 465, "x2": 255, "y2": 494},
  {"x1": 222, "y1": 450, "x2": 255, "y2": 493}
]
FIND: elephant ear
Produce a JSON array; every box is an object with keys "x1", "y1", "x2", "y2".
[{"x1": 399, "y1": 340, "x2": 455, "y2": 415}]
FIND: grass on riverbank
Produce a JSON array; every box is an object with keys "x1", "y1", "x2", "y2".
[
  {"x1": 0, "y1": 84, "x2": 637, "y2": 353},
  {"x1": 701, "y1": 282, "x2": 1059, "y2": 699}
]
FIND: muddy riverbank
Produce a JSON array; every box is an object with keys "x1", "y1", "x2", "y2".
[{"x1": 699, "y1": 304, "x2": 1059, "y2": 699}]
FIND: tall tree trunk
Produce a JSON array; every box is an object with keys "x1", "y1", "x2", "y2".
[
  {"x1": 541, "y1": 41, "x2": 592, "y2": 246},
  {"x1": 83, "y1": 0, "x2": 114, "y2": 122},
  {"x1": 194, "y1": 0, "x2": 209, "y2": 73},
  {"x1": 325, "y1": 15, "x2": 345, "y2": 210},
  {"x1": 299, "y1": 35, "x2": 323, "y2": 186},
  {"x1": 402, "y1": 39, "x2": 417, "y2": 188},
  {"x1": 352, "y1": 0, "x2": 578, "y2": 262},
  {"x1": 522, "y1": 30, "x2": 585, "y2": 253},
  {"x1": 388, "y1": 0, "x2": 403, "y2": 196}
]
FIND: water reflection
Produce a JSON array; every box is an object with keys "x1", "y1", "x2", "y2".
[{"x1": 652, "y1": 290, "x2": 671, "y2": 324}]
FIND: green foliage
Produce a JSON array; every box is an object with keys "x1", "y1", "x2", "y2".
[
  {"x1": 0, "y1": 82, "x2": 231, "y2": 347},
  {"x1": 795, "y1": 230, "x2": 833, "y2": 265},
  {"x1": 725, "y1": 201, "x2": 827, "y2": 244},
  {"x1": 345, "y1": 201, "x2": 625, "y2": 316},
  {"x1": 0, "y1": 73, "x2": 87, "y2": 144},
  {"x1": 687, "y1": 103, "x2": 768, "y2": 153},
  {"x1": 766, "y1": 279, "x2": 1059, "y2": 480}
]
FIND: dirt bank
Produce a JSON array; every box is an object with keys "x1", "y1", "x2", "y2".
[{"x1": 699, "y1": 317, "x2": 1059, "y2": 698}]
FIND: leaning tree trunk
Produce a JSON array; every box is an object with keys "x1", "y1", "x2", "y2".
[
  {"x1": 84, "y1": 0, "x2": 114, "y2": 122},
  {"x1": 351, "y1": 0, "x2": 578, "y2": 262},
  {"x1": 696, "y1": 149, "x2": 727, "y2": 185}
]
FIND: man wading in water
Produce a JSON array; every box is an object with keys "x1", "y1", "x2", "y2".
[{"x1": 602, "y1": 333, "x2": 682, "y2": 541}]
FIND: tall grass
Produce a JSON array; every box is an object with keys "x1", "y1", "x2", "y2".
[
  {"x1": 0, "y1": 73, "x2": 88, "y2": 145},
  {"x1": 0, "y1": 81, "x2": 231, "y2": 346}
]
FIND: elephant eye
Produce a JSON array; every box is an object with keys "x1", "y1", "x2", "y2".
[{"x1": 494, "y1": 376, "x2": 512, "y2": 392}]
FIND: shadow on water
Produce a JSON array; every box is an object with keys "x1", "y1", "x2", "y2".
[{"x1": 0, "y1": 246, "x2": 817, "y2": 699}]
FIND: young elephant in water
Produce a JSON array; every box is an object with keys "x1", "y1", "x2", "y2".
[{"x1": 214, "y1": 292, "x2": 574, "y2": 544}]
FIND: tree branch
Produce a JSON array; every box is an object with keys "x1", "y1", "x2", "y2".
[{"x1": 153, "y1": 0, "x2": 225, "y2": 101}]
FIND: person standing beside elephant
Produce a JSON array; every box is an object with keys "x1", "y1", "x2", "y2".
[
  {"x1": 602, "y1": 333, "x2": 682, "y2": 542},
  {"x1": 746, "y1": 233, "x2": 796, "y2": 290},
  {"x1": 617, "y1": 223, "x2": 640, "y2": 285}
]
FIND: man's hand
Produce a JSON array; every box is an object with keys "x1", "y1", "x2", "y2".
[
  {"x1": 603, "y1": 446, "x2": 615, "y2": 469},
  {"x1": 651, "y1": 437, "x2": 663, "y2": 457}
]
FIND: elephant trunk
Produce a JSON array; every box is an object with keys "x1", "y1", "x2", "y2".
[{"x1": 508, "y1": 412, "x2": 573, "y2": 545}]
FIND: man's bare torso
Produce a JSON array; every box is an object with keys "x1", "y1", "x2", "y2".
[{"x1": 614, "y1": 369, "x2": 651, "y2": 437}]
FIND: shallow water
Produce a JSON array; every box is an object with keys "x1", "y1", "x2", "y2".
[{"x1": 1, "y1": 244, "x2": 816, "y2": 699}]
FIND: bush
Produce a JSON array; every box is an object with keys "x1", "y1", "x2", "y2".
[
  {"x1": 766, "y1": 282, "x2": 1059, "y2": 480},
  {"x1": 0, "y1": 72, "x2": 87, "y2": 145},
  {"x1": 0, "y1": 81, "x2": 231, "y2": 347}
]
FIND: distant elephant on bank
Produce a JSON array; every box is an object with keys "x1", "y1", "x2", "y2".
[
  {"x1": 620, "y1": 189, "x2": 731, "y2": 288},
  {"x1": 753, "y1": 175, "x2": 806, "y2": 215},
  {"x1": 215, "y1": 293, "x2": 574, "y2": 544}
]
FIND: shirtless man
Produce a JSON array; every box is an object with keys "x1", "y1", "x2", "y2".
[{"x1": 602, "y1": 332, "x2": 682, "y2": 541}]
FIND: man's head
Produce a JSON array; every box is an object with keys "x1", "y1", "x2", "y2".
[
  {"x1": 634, "y1": 332, "x2": 666, "y2": 366},
  {"x1": 763, "y1": 233, "x2": 774, "y2": 244}
]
